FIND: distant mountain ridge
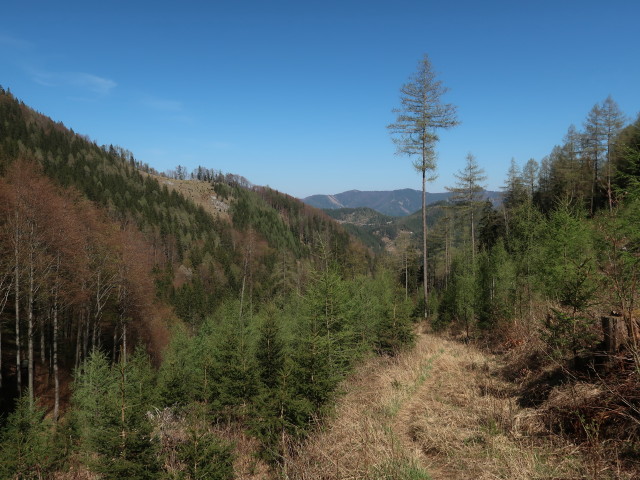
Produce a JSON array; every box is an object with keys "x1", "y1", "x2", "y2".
[{"x1": 303, "y1": 189, "x2": 501, "y2": 217}]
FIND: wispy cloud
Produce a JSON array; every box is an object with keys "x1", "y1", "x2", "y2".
[
  {"x1": 139, "y1": 95, "x2": 194, "y2": 124},
  {"x1": 141, "y1": 96, "x2": 184, "y2": 112},
  {"x1": 1, "y1": 34, "x2": 116, "y2": 96},
  {"x1": 32, "y1": 70, "x2": 117, "y2": 95},
  {"x1": 73, "y1": 73, "x2": 117, "y2": 94}
]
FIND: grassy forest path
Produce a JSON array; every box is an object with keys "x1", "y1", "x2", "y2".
[{"x1": 287, "y1": 327, "x2": 586, "y2": 480}]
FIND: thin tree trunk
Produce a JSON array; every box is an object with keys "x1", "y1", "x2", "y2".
[
  {"x1": 607, "y1": 160, "x2": 613, "y2": 212},
  {"x1": 83, "y1": 308, "x2": 91, "y2": 359},
  {"x1": 0, "y1": 281, "x2": 10, "y2": 388},
  {"x1": 92, "y1": 273, "x2": 101, "y2": 352},
  {"x1": 40, "y1": 317, "x2": 46, "y2": 366},
  {"x1": 590, "y1": 170, "x2": 596, "y2": 216},
  {"x1": 591, "y1": 147, "x2": 597, "y2": 216},
  {"x1": 75, "y1": 313, "x2": 82, "y2": 371},
  {"x1": 120, "y1": 361, "x2": 126, "y2": 449},
  {"x1": 422, "y1": 170, "x2": 428, "y2": 319},
  {"x1": 122, "y1": 322, "x2": 127, "y2": 365},
  {"x1": 471, "y1": 209, "x2": 475, "y2": 260},
  {"x1": 448, "y1": 216, "x2": 453, "y2": 284},
  {"x1": 28, "y1": 245, "x2": 35, "y2": 407},
  {"x1": 53, "y1": 287, "x2": 59, "y2": 422},
  {"x1": 15, "y1": 225, "x2": 22, "y2": 396},
  {"x1": 92, "y1": 312, "x2": 99, "y2": 351}
]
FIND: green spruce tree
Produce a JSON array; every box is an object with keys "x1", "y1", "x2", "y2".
[
  {"x1": 72, "y1": 349, "x2": 160, "y2": 480},
  {"x1": 0, "y1": 396, "x2": 60, "y2": 479}
]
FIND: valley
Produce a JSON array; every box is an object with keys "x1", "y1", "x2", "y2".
[
  {"x1": 1, "y1": 65, "x2": 640, "y2": 479},
  {"x1": 303, "y1": 189, "x2": 502, "y2": 217}
]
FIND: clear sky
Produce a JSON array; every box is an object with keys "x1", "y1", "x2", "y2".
[{"x1": 2, "y1": 0, "x2": 639, "y2": 198}]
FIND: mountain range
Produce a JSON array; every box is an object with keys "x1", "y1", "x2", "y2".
[{"x1": 303, "y1": 188, "x2": 501, "y2": 217}]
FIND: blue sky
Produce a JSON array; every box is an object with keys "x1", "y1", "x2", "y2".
[{"x1": 2, "y1": 0, "x2": 639, "y2": 198}]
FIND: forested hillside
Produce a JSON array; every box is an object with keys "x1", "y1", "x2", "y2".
[{"x1": 0, "y1": 87, "x2": 420, "y2": 479}]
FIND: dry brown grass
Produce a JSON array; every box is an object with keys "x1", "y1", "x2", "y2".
[
  {"x1": 286, "y1": 328, "x2": 591, "y2": 480},
  {"x1": 214, "y1": 423, "x2": 271, "y2": 480},
  {"x1": 284, "y1": 340, "x2": 437, "y2": 479},
  {"x1": 147, "y1": 406, "x2": 271, "y2": 479}
]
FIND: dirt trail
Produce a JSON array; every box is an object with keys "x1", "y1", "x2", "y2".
[{"x1": 288, "y1": 328, "x2": 585, "y2": 480}]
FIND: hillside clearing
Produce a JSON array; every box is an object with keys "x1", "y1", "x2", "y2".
[
  {"x1": 287, "y1": 328, "x2": 598, "y2": 480},
  {"x1": 153, "y1": 175, "x2": 232, "y2": 221}
]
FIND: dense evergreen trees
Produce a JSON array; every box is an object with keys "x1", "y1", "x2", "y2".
[
  {"x1": 431, "y1": 96, "x2": 640, "y2": 363},
  {"x1": 128, "y1": 267, "x2": 417, "y2": 475},
  {"x1": 0, "y1": 189, "x2": 410, "y2": 476},
  {"x1": 0, "y1": 396, "x2": 61, "y2": 479}
]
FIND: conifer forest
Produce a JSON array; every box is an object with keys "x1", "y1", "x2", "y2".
[{"x1": 0, "y1": 59, "x2": 640, "y2": 479}]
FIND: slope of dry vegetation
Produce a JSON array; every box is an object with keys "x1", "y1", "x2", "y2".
[
  {"x1": 152, "y1": 175, "x2": 232, "y2": 221},
  {"x1": 287, "y1": 328, "x2": 625, "y2": 480}
]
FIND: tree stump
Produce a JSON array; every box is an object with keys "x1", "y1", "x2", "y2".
[{"x1": 601, "y1": 315, "x2": 627, "y2": 353}]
